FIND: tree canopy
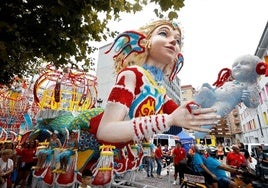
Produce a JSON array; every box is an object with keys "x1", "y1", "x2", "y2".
[{"x1": 0, "y1": 0, "x2": 184, "y2": 85}]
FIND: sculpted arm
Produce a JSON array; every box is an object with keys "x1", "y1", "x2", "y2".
[{"x1": 97, "y1": 70, "x2": 220, "y2": 144}]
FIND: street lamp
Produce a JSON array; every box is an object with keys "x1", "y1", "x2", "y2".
[{"x1": 97, "y1": 98, "x2": 103, "y2": 108}]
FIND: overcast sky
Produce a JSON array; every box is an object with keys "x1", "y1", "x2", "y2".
[{"x1": 96, "y1": 0, "x2": 268, "y2": 89}]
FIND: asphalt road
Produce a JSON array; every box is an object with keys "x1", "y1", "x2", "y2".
[{"x1": 111, "y1": 165, "x2": 177, "y2": 188}]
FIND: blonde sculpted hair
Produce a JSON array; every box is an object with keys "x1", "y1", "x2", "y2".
[{"x1": 109, "y1": 20, "x2": 183, "y2": 80}]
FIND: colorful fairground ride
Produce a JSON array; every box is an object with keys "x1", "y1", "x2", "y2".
[
  {"x1": 28, "y1": 64, "x2": 103, "y2": 187},
  {"x1": 0, "y1": 64, "x2": 100, "y2": 187}
]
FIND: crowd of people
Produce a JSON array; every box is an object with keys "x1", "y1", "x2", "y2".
[
  {"x1": 141, "y1": 141, "x2": 187, "y2": 185},
  {"x1": 0, "y1": 132, "x2": 91, "y2": 188},
  {"x1": 0, "y1": 138, "x2": 265, "y2": 188},
  {"x1": 140, "y1": 141, "x2": 268, "y2": 188}
]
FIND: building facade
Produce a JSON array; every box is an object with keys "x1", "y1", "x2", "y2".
[{"x1": 237, "y1": 21, "x2": 268, "y2": 144}]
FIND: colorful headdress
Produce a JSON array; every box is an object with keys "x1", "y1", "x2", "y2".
[
  {"x1": 105, "y1": 20, "x2": 183, "y2": 81},
  {"x1": 105, "y1": 31, "x2": 146, "y2": 73}
]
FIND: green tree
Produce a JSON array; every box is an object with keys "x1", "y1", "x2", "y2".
[{"x1": 0, "y1": 0, "x2": 184, "y2": 85}]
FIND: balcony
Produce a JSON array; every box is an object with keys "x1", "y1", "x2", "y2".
[
  {"x1": 231, "y1": 128, "x2": 242, "y2": 134},
  {"x1": 234, "y1": 118, "x2": 240, "y2": 125}
]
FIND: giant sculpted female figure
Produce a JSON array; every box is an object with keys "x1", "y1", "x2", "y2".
[{"x1": 87, "y1": 20, "x2": 220, "y2": 186}]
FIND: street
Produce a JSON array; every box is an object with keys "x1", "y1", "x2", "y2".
[
  {"x1": 111, "y1": 165, "x2": 180, "y2": 188},
  {"x1": 110, "y1": 158, "x2": 228, "y2": 188}
]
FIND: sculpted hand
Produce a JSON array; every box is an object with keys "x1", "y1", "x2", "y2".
[{"x1": 169, "y1": 103, "x2": 221, "y2": 132}]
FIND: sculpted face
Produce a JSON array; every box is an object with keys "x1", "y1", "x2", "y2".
[
  {"x1": 231, "y1": 55, "x2": 260, "y2": 83},
  {"x1": 232, "y1": 60, "x2": 254, "y2": 81},
  {"x1": 147, "y1": 25, "x2": 181, "y2": 67}
]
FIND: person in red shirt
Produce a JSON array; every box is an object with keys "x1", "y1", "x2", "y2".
[
  {"x1": 154, "y1": 143, "x2": 163, "y2": 178},
  {"x1": 226, "y1": 145, "x2": 247, "y2": 176},
  {"x1": 172, "y1": 141, "x2": 187, "y2": 185},
  {"x1": 15, "y1": 139, "x2": 37, "y2": 187}
]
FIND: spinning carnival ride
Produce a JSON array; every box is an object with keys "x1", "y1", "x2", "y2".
[{"x1": 29, "y1": 65, "x2": 100, "y2": 187}]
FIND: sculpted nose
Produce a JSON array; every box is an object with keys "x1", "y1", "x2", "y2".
[{"x1": 170, "y1": 38, "x2": 176, "y2": 45}]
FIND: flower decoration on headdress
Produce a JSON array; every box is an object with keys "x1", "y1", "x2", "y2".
[{"x1": 172, "y1": 21, "x2": 180, "y2": 29}]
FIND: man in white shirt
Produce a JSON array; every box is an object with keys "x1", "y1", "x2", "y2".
[{"x1": 0, "y1": 149, "x2": 14, "y2": 188}]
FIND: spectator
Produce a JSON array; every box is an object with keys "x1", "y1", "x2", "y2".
[
  {"x1": 15, "y1": 139, "x2": 37, "y2": 188},
  {"x1": 187, "y1": 144, "x2": 195, "y2": 167},
  {"x1": 256, "y1": 145, "x2": 268, "y2": 178},
  {"x1": 154, "y1": 143, "x2": 163, "y2": 178},
  {"x1": 226, "y1": 145, "x2": 247, "y2": 178},
  {"x1": 4, "y1": 141, "x2": 17, "y2": 188},
  {"x1": 143, "y1": 141, "x2": 155, "y2": 178},
  {"x1": 78, "y1": 169, "x2": 93, "y2": 188},
  {"x1": 162, "y1": 144, "x2": 169, "y2": 154},
  {"x1": 226, "y1": 145, "x2": 247, "y2": 169},
  {"x1": 3, "y1": 142, "x2": 13, "y2": 150},
  {"x1": 205, "y1": 148, "x2": 242, "y2": 188},
  {"x1": 216, "y1": 143, "x2": 224, "y2": 161},
  {"x1": 162, "y1": 145, "x2": 172, "y2": 175},
  {"x1": 0, "y1": 149, "x2": 14, "y2": 188},
  {"x1": 172, "y1": 141, "x2": 187, "y2": 185},
  {"x1": 188, "y1": 144, "x2": 195, "y2": 156},
  {"x1": 192, "y1": 144, "x2": 217, "y2": 188},
  {"x1": 238, "y1": 142, "x2": 250, "y2": 162}
]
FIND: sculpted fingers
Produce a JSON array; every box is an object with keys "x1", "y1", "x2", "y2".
[
  {"x1": 192, "y1": 107, "x2": 217, "y2": 115},
  {"x1": 180, "y1": 124, "x2": 211, "y2": 133},
  {"x1": 192, "y1": 113, "x2": 221, "y2": 124}
]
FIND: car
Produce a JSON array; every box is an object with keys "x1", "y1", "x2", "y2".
[
  {"x1": 244, "y1": 143, "x2": 268, "y2": 158},
  {"x1": 152, "y1": 134, "x2": 179, "y2": 150}
]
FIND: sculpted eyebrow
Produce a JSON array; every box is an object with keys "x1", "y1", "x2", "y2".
[{"x1": 158, "y1": 26, "x2": 170, "y2": 31}]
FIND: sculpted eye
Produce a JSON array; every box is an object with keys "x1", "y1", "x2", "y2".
[
  {"x1": 176, "y1": 39, "x2": 181, "y2": 46},
  {"x1": 159, "y1": 31, "x2": 167, "y2": 37}
]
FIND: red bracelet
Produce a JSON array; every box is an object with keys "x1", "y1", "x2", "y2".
[{"x1": 185, "y1": 101, "x2": 200, "y2": 114}]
